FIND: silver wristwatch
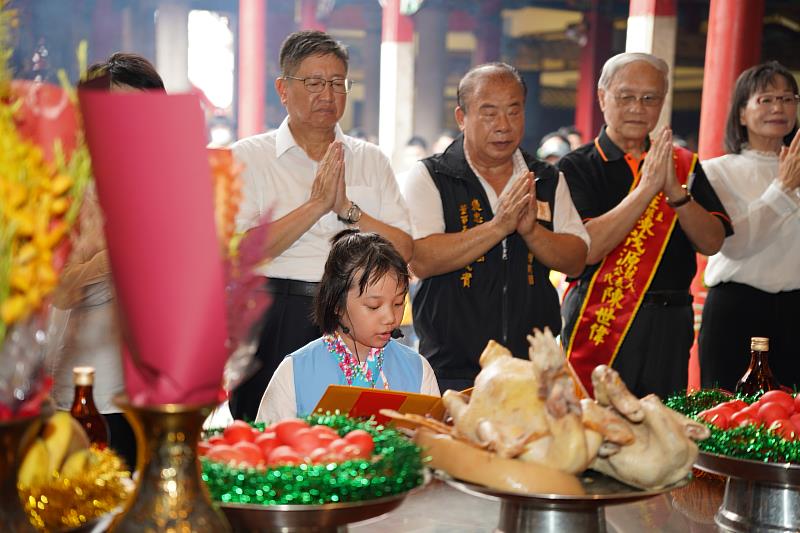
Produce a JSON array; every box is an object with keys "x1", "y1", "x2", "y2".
[{"x1": 338, "y1": 202, "x2": 362, "y2": 225}]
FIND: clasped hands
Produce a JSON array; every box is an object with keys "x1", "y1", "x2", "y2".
[
  {"x1": 494, "y1": 171, "x2": 539, "y2": 237},
  {"x1": 778, "y1": 129, "x2": 800, "y2": 194},
  {"x1": 308, "y1": 140, "x2": 352, "y2": 220},
  {"x1": 639, "y1": 128, "x2": 685, "y2": 202}
]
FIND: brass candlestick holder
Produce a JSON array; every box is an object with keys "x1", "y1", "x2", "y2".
[
  {"x1": 0, "y1": 414, "x2": 42, "y2": 533},
  {"x1": 110, "y1": 397, "x2": 230, "y2": 532}
]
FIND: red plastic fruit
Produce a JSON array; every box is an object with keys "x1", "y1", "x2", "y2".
[
  {"x1": 309, "y1": 425, "x2": 339, "y2": 439},
  {"x1": 344, "y1": 430, "x2": 375, "y2": 456},
  {"x1": 198, "y1": 441, "x2": 212, "y2": 456},
  {"x1": 757, "y1": 402, "x2": 790, "y2": 426},
  {"x1": 207, "y1": 444, "x2": 247, "y2": 465},
  {"x1": 730, "y1": 410, "x2": 758, "y2": 428},
  {"x1": 224, "y1": 420, "x2": 256, "y2": 444},
  {"x1": 232, "y1": 441, "x2": 264, "y2": 466},
  {"x1": 721, "y1": 399, "x2": 748, "y2": 412},
  {"x1": 340, "y1": 444, "x2": 371, "y2": 460},
  {"x1": 273, "y1": 419, "x2": 310, "y2": 445},
  {"x1": 291, "y1": 429, "x2": 323, "y2": 456},
  {"x1": 328, "y1": 439, "x2": 350, "y2": 454},
  {"x1": 254, "y1": 433, "x2": 281, "y2": 459},
  {"x1": 761, "y1": 391, "x2": 795, "y2": 413},
  {"x1": 769, "y1": 419, "x2": 798, "y2": 441},
  {"x1": 268, "y1": 445, "x2": 303, "y2": 465},
  {"x1": 698, "y1": 409, "x2": 730, "y2": 430},
  {"x1": 207, "y1": 435, "x2": 226, "y2": 446}
]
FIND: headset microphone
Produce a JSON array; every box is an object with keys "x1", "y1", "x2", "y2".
[{"x1": 391, "y1": 328, "x2": 404, "y2": 339}]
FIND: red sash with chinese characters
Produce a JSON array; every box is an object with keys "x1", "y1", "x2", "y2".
[{"x1": 566, "y1": 146, "x2": 697, "y2": 396}]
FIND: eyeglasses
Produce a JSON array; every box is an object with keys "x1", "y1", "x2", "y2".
[
  {"x1": 613, "y1": 93, "x2": 664, "y2": 107},
  {"x1": 283, "y1": 75, "x2": 353, "y2": 94},
  {"x1": 754, "y1": 94, "x2": 800, "y2": 107}
]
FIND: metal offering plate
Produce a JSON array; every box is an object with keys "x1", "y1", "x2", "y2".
[
  {"x1": 435, "y1": 469, "x2": 691, "y2": 506},
  {"x1": 220, "y1": 491, "x2": 409, "y2": 531},
  {"x1": 695, "y1": 451, "x2": 800, "y2": 486}
]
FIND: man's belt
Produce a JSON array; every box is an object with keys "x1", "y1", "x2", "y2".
[
  {"x1": 266, "y1": 278, "x2": 320, "y2": 297},
  {"x1": 641, "y1": 290, "x2": 693, "y2": 307}
]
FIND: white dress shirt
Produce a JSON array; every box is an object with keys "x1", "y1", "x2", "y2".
[
  {"x1": 233, "y1": 118, "x2": 412, "y2": 281},
  {"x1": 703, "y1": 149, "x2": 800, "y2": 293},
  {"x1": 255, "y1": 355, "x2": 441, "y2": 424},
  {"x1": 400, "y1": 149, "x2": 590, "y2": 249}
]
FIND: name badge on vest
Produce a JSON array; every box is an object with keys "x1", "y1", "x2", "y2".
[{"x1": 536, "y1": 200, "x2": 552, "y2": 222}]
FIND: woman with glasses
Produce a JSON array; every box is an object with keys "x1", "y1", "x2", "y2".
[{"x1": 699, "y1": 61, "x2": 800, "y2": 391}]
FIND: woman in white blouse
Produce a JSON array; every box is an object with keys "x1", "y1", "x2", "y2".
[{"x1": 699, "y1": 61, "x2": 800, "y2": 391}]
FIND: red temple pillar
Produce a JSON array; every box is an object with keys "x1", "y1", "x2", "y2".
[
  {"x1": 689, "y1": 0, "x2": 764, "y2": 390},
  {"x1": 298, "y1": 0, "x2": 325, "y2": 31},
  {"x1": 697, "y1": 0, "x2": 764, "y2": 160},
  {"x1": 238, "y1": 0, "x2": 266, "y2": 139},
  {"x1": 574, "y1": 0, "x2": 612, "y2": 143}
]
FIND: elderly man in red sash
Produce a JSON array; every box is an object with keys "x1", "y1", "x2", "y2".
[{"x1": 559, "y1": 52, "x2": 733, "y2": 399}]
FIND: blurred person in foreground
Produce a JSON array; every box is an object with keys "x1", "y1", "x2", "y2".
[
  {"x1": 401, "y1": 62, "x2": 589, "y2": 392},
  {"x1": 50, "y1": 52, "x2": 165, "y2": 470},
  {"x1": 559, "y1": 52, "x2": 733, "y2": 399},
  {"x1": 230, "y1": 30, "x2": 412, "y2": 421},
  {"x1": 699, "y1": 61, "x2": 800, "y2": 390}
]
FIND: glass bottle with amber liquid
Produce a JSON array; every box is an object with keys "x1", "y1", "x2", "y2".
[
  {"x1": 70, "y1": 366, "x2": 110, "y2": 448},
  {"x1": 735, "y1": 337, "x2": 782, "y2": 395}
]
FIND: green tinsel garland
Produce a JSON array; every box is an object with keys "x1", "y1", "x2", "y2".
[
  {"x1": 201, "y1": 413, "x2": 424, "y2": 505},
  {"x1": 666, "y1": 390, "x2": 800, "y2": 463}
]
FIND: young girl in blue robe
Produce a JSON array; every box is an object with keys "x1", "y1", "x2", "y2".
[{"x1": 256, "y1": 230, "x2": 439, "y2": 423}]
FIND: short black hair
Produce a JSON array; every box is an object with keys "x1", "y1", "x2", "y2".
[
  {"x1": 456, "y1": 62, "x2": 526, "y2": 113},
  {"x1": 724, "y1": 61, "x2": 799, "y2": 154},
  {"x1": 279, "y1": 30, "x2": 349, "y2": 76},
  {"x1": 86, "y1": 52, "x2": 165, "y2": 90},
  {"x1": 314, "y1": 230, "x2": 409, "y2": 334}
]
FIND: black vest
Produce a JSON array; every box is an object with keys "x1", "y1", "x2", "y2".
[{"x1": 414, "y1": 136, "x2": 562, "y2": 380}]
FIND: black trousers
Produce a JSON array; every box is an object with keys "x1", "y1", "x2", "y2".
[
  {"x1": 699, "y1": 282, "x2": 800, "y2": 392},
  {"x1": 229, "y1": 281, "x2": 320, "y2": 421},
  {"x1": 563, "y1": 285, "x2": 694, "y2": 400}
]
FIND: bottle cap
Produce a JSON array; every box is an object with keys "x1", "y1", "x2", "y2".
[
  {"x1": 751, "y1": 337, "x2": 769, "y2": 351},
  {"x1": 73, "y1": 366, "x2": 95, "y2": 386}
]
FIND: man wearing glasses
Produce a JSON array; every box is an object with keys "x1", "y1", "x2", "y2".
[
  {"x1": 558, "y1": 52, "x2": 733, "y2": 400},
  {"x1": 230, "y1": 30, "x2": 412, "y2": 420}
]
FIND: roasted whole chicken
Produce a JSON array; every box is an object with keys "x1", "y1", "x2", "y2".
[{"x1": 439, "y1": 329, "x2": 709, "y2": 489}]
